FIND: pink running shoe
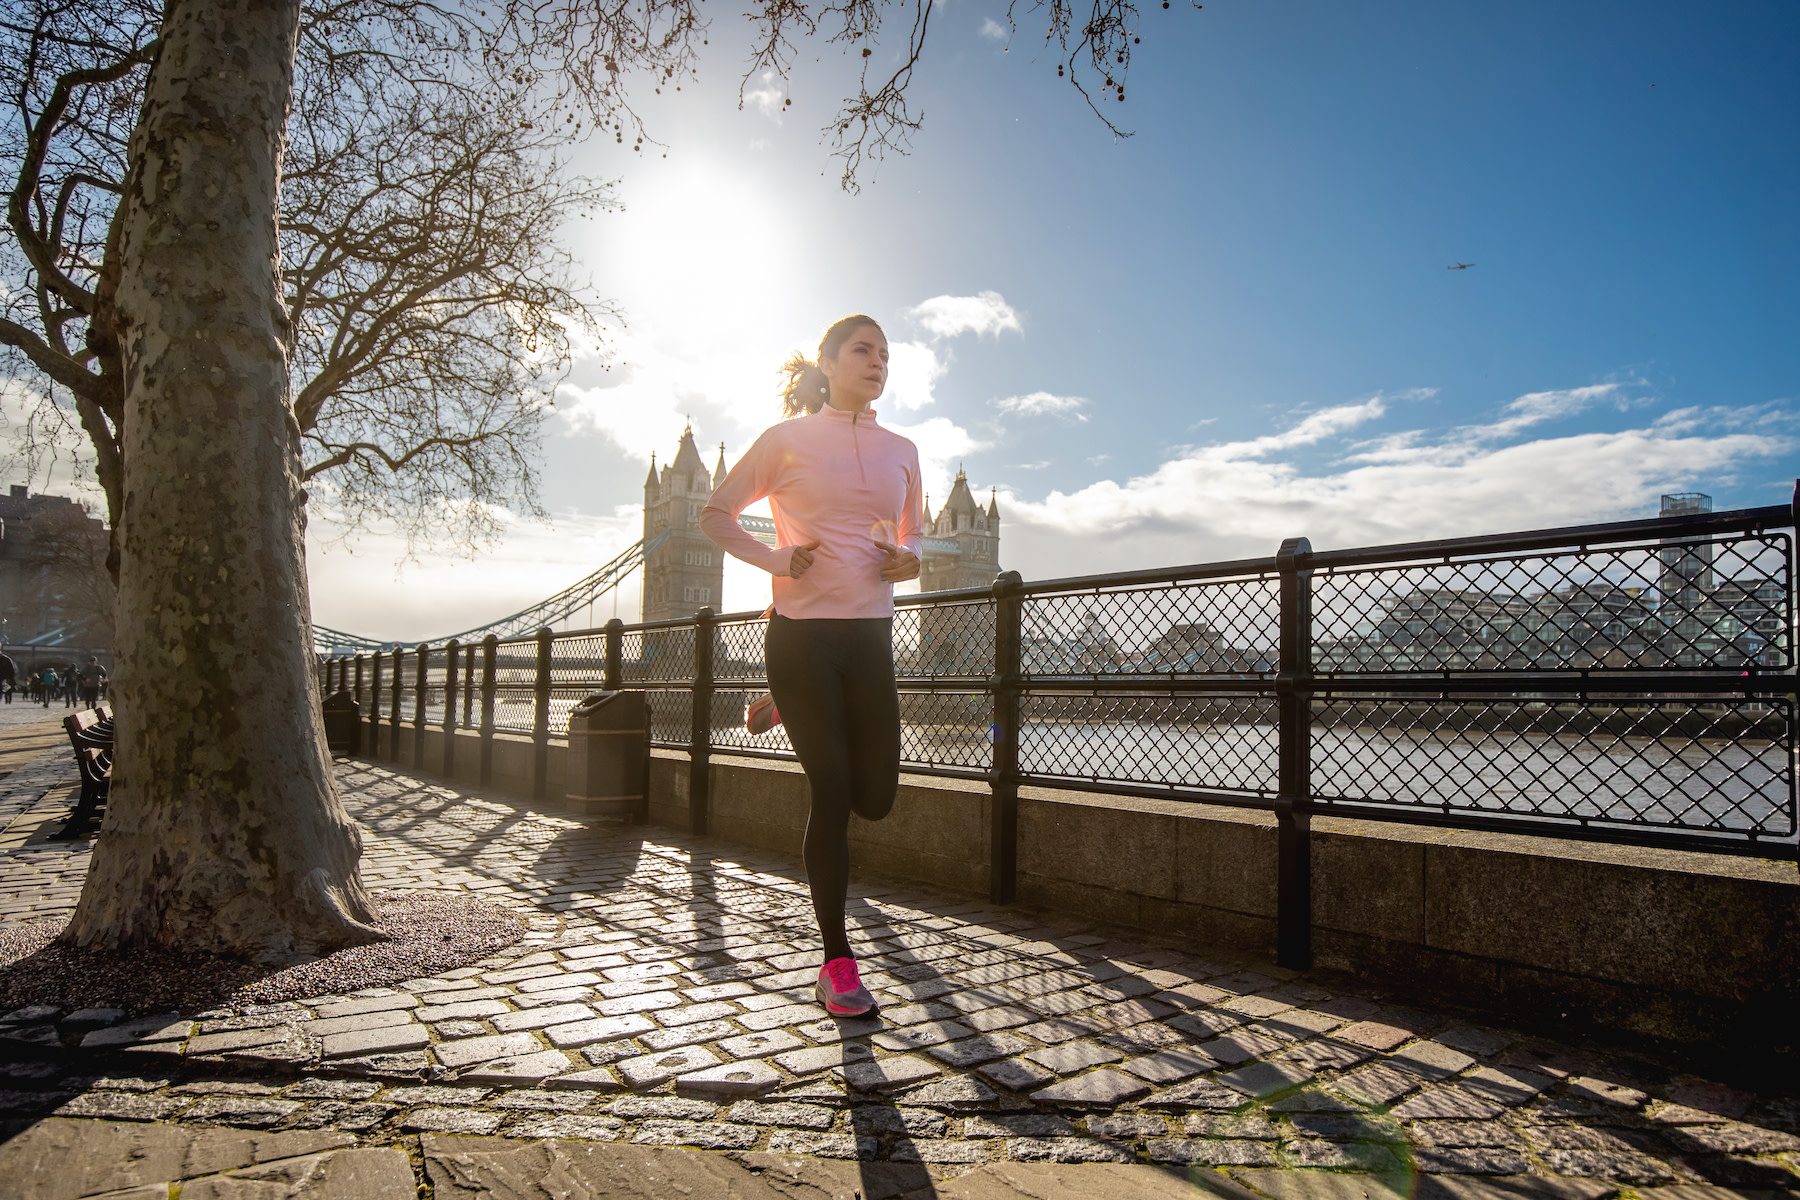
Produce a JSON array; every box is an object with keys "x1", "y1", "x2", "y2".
[
  {"x1": 746, "y1": 693, "x2": 782, "y2": 735},
  {"x1": 816, "y1": 957, "x2": 877, "y2": 1016}
]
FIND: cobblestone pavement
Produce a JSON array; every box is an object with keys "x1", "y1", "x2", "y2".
[{"x1": 2, "y1": 753, "x2": 1798, "y2": 1198}]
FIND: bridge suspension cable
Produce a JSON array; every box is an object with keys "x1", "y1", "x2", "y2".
[{"x1": 312, "y1": 528, "x2": 670, "y2": 654}]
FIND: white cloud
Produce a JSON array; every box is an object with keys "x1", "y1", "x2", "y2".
[
  {"x1": 559, "y1": 377, "x2": 698, "y2": 462},
  {"x1": 883, "y1": 340, "x2": 947, "y2": 411},
  {"x1": 743, "y1": 71, "x2": 785, "y2": 122},
  {"x1": 1480, "y1": 382, "x2": 1627, "y2": 438},
  {"x1": 978, "y1": 16, "x2": 1009, "y2": 41},
  {"x1": 1245, "y1": 397, "x2": 1387, "y2": 453},
  {"x1": 996, "y1": 390, "x2": 1088, "y2": 422},
  {"x1": 909, "y1": 290, "x2": 1023, "y2": 340},
  {"x1": 993, "y1": 392, "x2": 1795, "y2": 579}
]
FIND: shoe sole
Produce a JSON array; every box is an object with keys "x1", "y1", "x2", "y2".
[
  {"x1": 747, "y1": 698, "x2": 779, "y2": 735},
  {"x1": 815, "y1": 980, "x2": 876, "y2": 1017}
]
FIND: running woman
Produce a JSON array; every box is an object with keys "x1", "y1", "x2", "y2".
[{"x1": 699, "y1": 315, "x2": 923, "y2": 1017}]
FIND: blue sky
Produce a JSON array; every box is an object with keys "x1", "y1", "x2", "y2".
[{"x1": 309, "y1": 0, "x2": 1800, "y2": 638}]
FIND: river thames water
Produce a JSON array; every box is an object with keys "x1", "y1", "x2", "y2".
[{"x1": 423, "y1": 690, "x2": 1794, "y2": 840}]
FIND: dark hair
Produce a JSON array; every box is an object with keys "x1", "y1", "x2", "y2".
[{"x1": 779, "y1": 314, "x2": 884, "y2": 418}]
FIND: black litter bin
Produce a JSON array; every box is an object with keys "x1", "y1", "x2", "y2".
[
  {"x1": 566, "y1": 690, "x2": 648, "y2": 820},
  {"x1": 322, "y1": 690, "x2": 361, "y2": 757}
]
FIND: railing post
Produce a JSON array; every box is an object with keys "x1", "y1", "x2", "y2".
[
  {"x1": 353, "y1": 655, "x2": 364, "y2": 710},
  {"x1": 1276, "y1": 536, "x2": 1315, "y2": 970},
  {"x1": 604, "y1": 618, "x2": 624, "y2": 692},
  {"x1": 480, "y1": 634, "x2": 498, "y2": 786},
  {"x1": 369, "y1": 651, "x2": 384, "y2": 755},
  {"x1": 690, "y1": 607, "x2": 714, "y2": 835},
  {"x1": 413, "y1": 643, "x2": 431, "y2": 770},
  {"x1": 989, "y1": 571, "x2": 1024, "y2": 904},
  {"x1": 389, "y1": 646, "x2": 404, "y2": 762},
  {"x1": 532, "y1": 627, "x2": 553, "y2": 803},
  {"x1": 442, "y1": 637, "x2": 461, "y2": 778}
]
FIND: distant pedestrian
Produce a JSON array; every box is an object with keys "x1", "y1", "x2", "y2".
[
  {"x1": 62, "y1": 664, "x2": 79, "y2": 707},
  {"x1": 0, "y1": 653, "x2": 13, "y2": 704},
  {"x1": 34, "y1": 665, "x2": 56, "y2": 707},
  {"x1": 77, "y1": 656, "x2": 107, "y2": 708},
  {"x1": 700, "y1": 314, "x2": 921, "y2": 1019}
]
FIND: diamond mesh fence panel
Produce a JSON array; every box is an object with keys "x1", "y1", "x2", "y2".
[
  {"x1": 1313, "y1": 532, "x2": 1792, "y2": 675},
  {"x1": 648, "y1": 689, "x2": 691, "y2": 746},
  {"x1": 1310, "y1": 695, "x2": 1795, "y2": 838},
  {"x1": 1018, "y1": 693, "x2": 1279, "y2": 795},
  {"x1": 547, "y1": 634, "x2": 608, "y2": 737},
  {"x1": 622, "y1": 627, "x2": 695, "y2": 685},
  {"x1": 712, "y1": 688, "x2": 792, "y2": 755},
  {"x1": 388, "y1": 654, "x2": 410, "y2": 722},
  {"x1": 551, "y1": 633, "x2": 608, "y2": 690},
  {"x1": 418, "y1": 648, "x2": 447, "y2": 727},
  {"x1": 896, "y1": 599, "x2": 996, "y2": 679},
  {"x1": 1019, "y1": 575, "x2": 1279, "y2": 679},
  {"x1": 461, "y1": 647, "x2": 478, "y2": 727},
  {"x1": 548, "y1": 687, "x2": 591, "y2": 737},
  {"x1": 491, "y1": 640, "x2": 538, "y2": 734},
  {"x1": 715, "y1": 617, "x2": 769, "y2": 684},
  {"x1": 900, "y1": 690, "x2": 991, "y2": 773}
]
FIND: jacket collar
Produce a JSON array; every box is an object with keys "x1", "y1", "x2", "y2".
[{"x1": 818, "y1": 403, "x2": 879, "y2": 424}]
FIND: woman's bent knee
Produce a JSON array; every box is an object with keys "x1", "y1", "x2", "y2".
[{"x1": 850, "y1": 788, "x2": 897, "y2": 822}]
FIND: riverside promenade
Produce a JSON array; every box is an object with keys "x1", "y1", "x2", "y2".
[{"x1": 1, "y1": 735, "x2": 1797, "y2": 1199}]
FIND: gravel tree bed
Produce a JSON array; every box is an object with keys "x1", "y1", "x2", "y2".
[{"x1": 0, "y1": 890, "x2": 530, "y2": 1015}]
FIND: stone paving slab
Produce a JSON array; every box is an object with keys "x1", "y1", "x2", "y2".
[{"x1": 1, "y1": 756, "x2": 1798, "y2": 1197}]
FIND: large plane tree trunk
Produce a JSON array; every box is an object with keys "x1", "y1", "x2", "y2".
[{"x1": 60, "y1": 0, "x2": 381, "y2": 959}]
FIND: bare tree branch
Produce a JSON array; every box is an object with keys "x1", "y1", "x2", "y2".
[{"x1": 2, "y1": 0, "x2": 613, "y2": 562}]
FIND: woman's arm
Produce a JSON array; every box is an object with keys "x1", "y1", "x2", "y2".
[
  {"x1": 875, "y1": 446, "x2": 927, "y2": 583},
  {"x1": 698, "y1": 430, "x2": 797, "y2": 576},
  {"x1": 897, "y1": 450, "x2": 924, "y2": 561}
]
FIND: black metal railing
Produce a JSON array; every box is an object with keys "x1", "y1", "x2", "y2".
[{"x1": 321, "y1": 493, "x2": 1800, "y2": 967}]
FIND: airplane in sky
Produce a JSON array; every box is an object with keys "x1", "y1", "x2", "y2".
[{"x1": 1447, "y1": 262, "x2": 1475, "y2": 270}]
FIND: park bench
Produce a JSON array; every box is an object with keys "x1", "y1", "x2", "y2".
[{"x1": 59, "y1": 705, "x2": 112, "y2": 838}]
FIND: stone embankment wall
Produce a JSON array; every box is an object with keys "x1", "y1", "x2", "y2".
[{"x1": 365, "y1": 724, "x2": 1800, "y2": 1064}]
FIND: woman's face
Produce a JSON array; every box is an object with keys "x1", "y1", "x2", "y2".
[{"x1": 820, "y1": 325, "x2": 889, "y2": 410}]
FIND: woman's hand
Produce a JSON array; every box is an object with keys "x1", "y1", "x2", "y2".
[
  {"x1": 787, "y1": 540, "x2": 821, "y2": 579},
  {"x1": 874, "y1": 540, "x2": 920, "y2": 583}
]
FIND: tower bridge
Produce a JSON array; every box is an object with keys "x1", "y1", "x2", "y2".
[{"x1": 312, "y1": 425, "x2": 1000, "y2": 653}]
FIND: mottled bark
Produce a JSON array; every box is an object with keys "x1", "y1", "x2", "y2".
[{"x1": 60, "y1": 0, "x2": 381, "y2": 959}]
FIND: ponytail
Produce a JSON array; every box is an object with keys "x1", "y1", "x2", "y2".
[
  {"x1": 778, "y1": 313, "x2": 885, "y2": 418},
  {"x1": 779, "y1": 354, "x2": 832, "y2": 418}
]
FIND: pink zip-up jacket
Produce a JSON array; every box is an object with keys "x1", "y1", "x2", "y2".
[{"x1": 700, "y1": 405, "x2": 924, "y2": 620}]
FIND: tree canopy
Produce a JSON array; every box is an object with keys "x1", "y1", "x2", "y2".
[{"x1": 1, "y1": 0, "x2": 612, "y2": 565}]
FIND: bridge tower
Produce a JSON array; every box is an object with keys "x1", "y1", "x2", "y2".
[
  {"x1": 642, "y1": 426, "x2": 727, "y2": 621},
  {"x1": 920, "y1": 467, "x2": 1002, "y2": 592}
]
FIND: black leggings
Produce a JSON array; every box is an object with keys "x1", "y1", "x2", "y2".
[{"x1": 765, "y1": 614, "x2": 899, "y2": 962}]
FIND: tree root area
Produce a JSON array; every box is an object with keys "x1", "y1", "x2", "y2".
[{"x1": 0, "y1": 891, "x2": 530, "y2": 1016}]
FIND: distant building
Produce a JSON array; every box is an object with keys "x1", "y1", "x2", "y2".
[
  {"x1": 919, "y1": 468, "x2": 1003, "y2": 593},
  {"x1": 0, "y1": 485, "x2": 114, "y2": 666},
  {"x1": 640, "y1": 426, "x2": 725, "y2": 622},
  {"x1": 1310, "y1": 490, "x2": 1778, "y2": 672},
  {"x1": 1658, "y1": 492, "x2": 1715, "y2": 605}
]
